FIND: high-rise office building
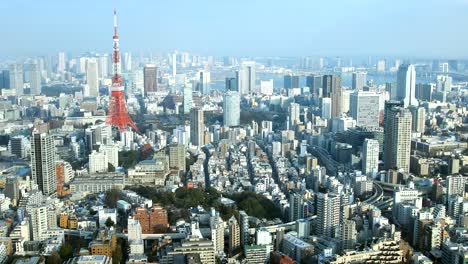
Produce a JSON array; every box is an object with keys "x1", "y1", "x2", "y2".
[
  {"x1": 29, "y1": 63, "x2": 41, "y2": 95},
  {"x1": 331, "y1": 85, "x2": 343, "y2": 118},
  {"x1": 349, "y1": 91, "x2": 380, "y2": 128},
  {"x1": 172, "y1": 53, "x2": 177, "y2": 78},
  {"x1": 169, "y1": 144, "x2": 186, "y2": 171},
  {"x1": 435, "y1": 75, "x2": 452, "y2": 102},
  {"x1": 289, "y1": 103, "x2": 301, "y2": 127},
  {"x1": 223, "y1": 91, "x2": 240, "y2": 127},
  {"x1": 289, "y1": 191, "x2": 304, "y2": 221},
  {"x1": 144, "y1": 64, "x2": 158, "y2": 96},
  {"x1": 225, "y1": 77, "x2": 238, "y2": 92},
  {"x1": 0, "y1": 70, "x2": 10, "y2": 89},
  {"x1": 183, "y1": 83, "x2": 193, "y2": 114},
  {"x1": 123, "y1": 52, "x2": 132, "y2": 72},
  {"x1": 362, "y1": 139, "x2": 379, "y2": 175},
  {"x1": 376, "y1": 59, "x2": 386, "y2": 72},
  {"x1": 322, "y1": 74, "x2": 340, "y2": 97},
  {"x1": 31, "y1": 132, "x2": 56, "y2": 196},
  {"x1": 384, "y1": 107, "x2": 412, "y2": 172},
  {"x1": 9, "y1": 64, "x2": 23, "y2": 96},
  {"x1": 284, "y1": 74, "x2": 299, "y2": 89},
  {"x1": 190, "y1": 108, "x2": 204, "y2": 146},
  {"x1": 322, "y1": 74, "x2": 342, "y2": 118},
  {"x1": 396, "y1": 64, "x2": 418, "y2": 107},
  {"x1": 86, "y1": 58, "x2": 99, "y2": 97},
  {"x1": 198, "y1": 70, "x2": 211, "y2": 95},
  {"x1": 306, "y1": 74, "x2": 322, "y2": 98},
  {"x1": 321, "y1": 98, "x2": 332, "y2": 120},
  {"x1": 316, "y1": 192, "x2": 341, "y2": 238},
  {"x1": 57, "y1": 52, "x2": 66, "y2": 73},
  {"x1": 97, "y1": 54, "x2": 109, "y2": 79},
  {"x1": 239, "y1": 61, "x2": 256, "y2": 94},
  {"x1": 352, "y1": 72, "x2": 367, "y2": 91},
  {"x1": 409, "y1": 106, "x2": 426, "y2": 134}
]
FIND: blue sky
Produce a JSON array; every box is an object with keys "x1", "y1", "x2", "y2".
[{"x1": 1, "y1": 0, "x2": 468, "y2": 58}]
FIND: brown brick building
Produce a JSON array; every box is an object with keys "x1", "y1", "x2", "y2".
[{"x1": 133, "y1": 206, "x2": 169, "y2": 234}]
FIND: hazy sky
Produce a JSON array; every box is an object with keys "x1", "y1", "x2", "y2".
[{"x1": 2, "y1": 0, "x2": 468, "y2": 58}]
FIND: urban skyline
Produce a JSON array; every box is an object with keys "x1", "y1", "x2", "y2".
[{"x1": 0, "y1": 2, "x2": 467, "y2": 264}]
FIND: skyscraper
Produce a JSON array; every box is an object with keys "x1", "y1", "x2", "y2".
[
  {"x1": 190, "y1": 108, "x2": 204, "y2": 146},
  {"x1": 198, "y1": 70, "x2": 211, "y2": 95},
  {"x1": 409, "y1": 106, "x2": 426, "y2": 134},
  {"x1": 352, "y1": 72, "x2": 367, "y2": 91},
  {"x1": 183, "y1": 83, "x2": 193, "y2": 114},
  {"x1": 289, "y1": 191, "x2": 304, "y2": 221},
  {"x1": 322, "y1": 74, "x2": 341, "y2": 97},
  {"x1": 86, "y1": 58, "x2": 99, "y2": 97},
  {"x1": 384, "y1": 107, "x2": 412, "y2": 172},
  {"x1": 225, "y1": 77, "x2": 238, "y2": 92},
  {"x1": 362, "y1": 139, "x2": 379, "y2": 175},
  {"x1": 0, "y1": 70, "x2": 10, "y2": 89},
  {"x1": 172, "y1": 52, "x2": 177, "y2": 78},
  {"x1": 396, "y1": 64, "x2": 418, "y2": 107},
  {"x1": 289, "y1": 103, "x2": 300, "y2": 127},
  {"x1": 306, "y1": 74, "x2": 322, "y2": 93},
  {"x1": 284, "y1": 74, "x2": 299, "y2": 89},
  {"x1": 31, "y1": 132, "x2": 56, "y2": 196},
  {"x1": 316, "y1": 192, "x2": 341, "y2": 238},
  {"x1": 239, "y1": 61, "x2": 256, "y2": 94},
  {"x1": 57, "y1": 52, "x2": 66, "y2": 73},
  {"x1": 223, "y1": 91, "x2": 240, "y2": 127},
  {"x1": 321, "y1": 97, "x2": 332, "y2": 120},
  {"x1": 29, "y1": 63, "x2": 41, "y2": 95},
  {"x1": 123, "y1": 52, "x2": 132, "y2": 72},
  {"x1": 9, "y1": 64, "x2": 23, "y2": 96},
  {"x1": 144, "y1": 64, "x2": 158, "y2": 96},
  {"x1": 349, "y1": 91, "x2": 380, "y2": 128}
]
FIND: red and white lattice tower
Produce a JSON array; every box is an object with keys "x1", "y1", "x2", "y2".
[{"x1": 106, "y1": 9, "x2": 139, "y2": 132}]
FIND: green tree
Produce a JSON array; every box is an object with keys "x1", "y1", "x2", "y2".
[
  {"x1": 105, "y1": 217, "x2": 115, "y2": 227},
  {"x1": 104, "y1": 188, "x2": 123, "y2": 208},
  {"x1": 112, "y1": 244, "x2": 123, "y2": 264},
  {"x1": 59, "y1": 243, "x2": 73, "y2": 260},
  {"x1": 47, "y1": 252, "x2": 62, "y2": 264}
]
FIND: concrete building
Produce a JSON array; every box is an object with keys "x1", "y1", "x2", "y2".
[
  {"x1": 89, "y1": 150, "x2": 108, "y2": 173},
  {"x1": 396, "y1": 64, "x2": 418, "y2": 107},
  {"x1": 190, "y1": 108, "x2": 204, "y2": 146},
  {"x1": 31, "y1": 132, "x2": 56, "y2": 196},
  {"x1": 352, "y1": 72, "x2": 367, "y2": 91},
  {"x1": 223, "y1": 91, "x2": 240, "y2": 127},
  {"x1": 384, "y1": 107, "x2": 412, "y2": 173},
  {"x1": 228, "y1": 216, "x2": 240, "y2": 256},
  {"x1": 362, "y1": 139, "x2": 379, "y2": 175},
  {"x1": 316, "y1": 192, "x2": 341, "y2": 238},
  {"x1": 349, "y1": 91, "x2": 380, "y2": 128}
]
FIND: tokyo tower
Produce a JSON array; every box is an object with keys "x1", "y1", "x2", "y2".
[{"x1": 106, "y1": 9, "x2": 139, "y2": 133}]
